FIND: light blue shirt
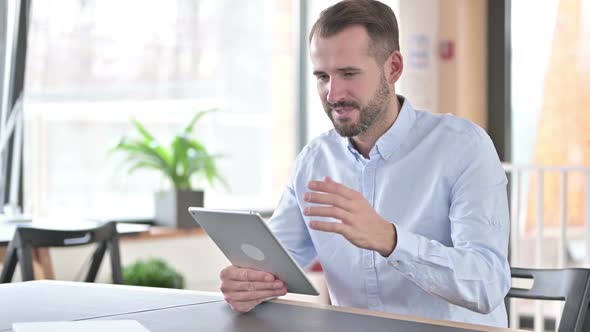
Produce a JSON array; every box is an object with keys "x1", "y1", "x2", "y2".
[{"x1": 269, "y1": 96, "x2": 510, "y2": 327}]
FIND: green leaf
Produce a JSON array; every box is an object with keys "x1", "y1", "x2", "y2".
[
  {"x1": 171, "y1": 136, "x2": 189, "y2": 179},
  {"x1": 183, "y1": 109, "x2": 217, "y2": 134},
  {"x1": 111, "y1": 111, "x2": 228, "y2": 191},
  {"x1": 126, "y1": 161, "x2": 163, "y2": 174},
  {"x1": 115, "y1": 140, "x2": 175, "y2": 183},
  {"x1": 131, "y1": 117, "x2": 156, "y2": 142},
  {"x1": 186, "y1": 137, "x2": 206, "y2": 152}
]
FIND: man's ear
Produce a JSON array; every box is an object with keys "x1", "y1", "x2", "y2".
[{"x1": 385, "y1": 51, "x2": 403, "y2": 85}]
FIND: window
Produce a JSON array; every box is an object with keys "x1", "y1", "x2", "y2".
[
  {"x1": 511, "y1": 0, "x2": 590, "y2": 231},
  {"x1": 23, "y1": 0, "x2": 296, "y2": 218}
]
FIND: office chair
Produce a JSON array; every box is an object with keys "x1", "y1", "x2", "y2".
[
  {"x1": 0, "y1": 221, "x2": 123, "y2": 284},
  {"x1": 508, "y1": 267, "x2": 590, "y2": 332}
]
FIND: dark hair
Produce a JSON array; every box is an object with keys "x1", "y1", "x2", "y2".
[{"x1": 309, "y1": 0, "x2": 400, "y2": 64}]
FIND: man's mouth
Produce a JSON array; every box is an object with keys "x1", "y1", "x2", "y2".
[{"x1": 332, "y1": 106, "x2": 357, "y2": 119}]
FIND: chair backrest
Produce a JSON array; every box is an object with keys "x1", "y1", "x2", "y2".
[
  {"x1": 0, "y1": 221, "x2": 123, "y2": 284},
  {"x1": 508, "y1": 267, "x2": 590, "y2": 332}
]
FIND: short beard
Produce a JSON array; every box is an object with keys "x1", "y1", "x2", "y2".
[{"x1": 323, "y1": 71, "x2": 391, "y2": 138}]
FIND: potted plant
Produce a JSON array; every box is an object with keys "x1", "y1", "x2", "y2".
[
  {"x1": 123, "y1": 258, "x2": 185, "y2": 289},
  {"x1": 112, "y1": 110, "x2": 226, "y2": 228}
]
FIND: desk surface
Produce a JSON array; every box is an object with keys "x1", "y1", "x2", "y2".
[
  {"x1": 0, "y1": 281, "x2": 523, "y2": 332},
  {"x1": 0, "y1": 281, "x2": 223, "y2": 331}
]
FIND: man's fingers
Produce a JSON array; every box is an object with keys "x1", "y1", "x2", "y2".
[
  {"x1": 221, "y1": 280, "x2": 284, "y2": 293},
  {"x1": 220, "y1": 266, "x2": 287, "y2": 314},
  {"x1": 228, "y1": 300, "x2": 261, "y2": 313},
  {"x1": 307, "y1": 178, "x2": 358, "y2": 199},
  {"x1": 220, "y1": 266, "x2": 275, "y2": 282},
  {"x1": 303, "y1": 192, "x2": 352, "y2": 211},
  {"x1": 225, "y1": 288, "x2": 287, "y2": 302},
  {"x1": 304, "y1": 205, "x2": 351, "y2": 222},
  {"x1": 309, "y1": 220, "x2": 347, "y2": 234}
]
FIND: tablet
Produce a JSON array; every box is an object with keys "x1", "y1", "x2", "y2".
[{"x1": 188, "y1": 207, "x2": 320, "y2": 296}]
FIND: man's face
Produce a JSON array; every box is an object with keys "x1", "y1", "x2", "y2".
[{"x1": 310, "y1": 26, "x2": 392, "y2": 137}]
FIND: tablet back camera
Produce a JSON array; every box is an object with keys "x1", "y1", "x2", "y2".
[{"x1": 241, "y1": 243, "x2": 265, "y2": 261}]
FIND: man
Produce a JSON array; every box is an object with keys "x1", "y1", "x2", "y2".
[{"x1": 219, "y1": 0, "x2": 510, "y2": 327}]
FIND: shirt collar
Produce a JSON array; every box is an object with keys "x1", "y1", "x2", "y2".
[
  {"x1": 374, "y1": 95, "x2": 416, "y2": 160},
  {"x1": 343, "y1": 95, "x2": 416, "y2": 161}
]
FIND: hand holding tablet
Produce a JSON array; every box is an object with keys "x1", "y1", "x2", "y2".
[
  {"x1": 187, "y1": 207, "x2": 320, "y2": 312},
  {"x1": 218, "y1": 265, "x2": 287, "y2": 312}
]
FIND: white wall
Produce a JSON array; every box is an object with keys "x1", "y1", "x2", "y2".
[{"x1": 399, "y1": 0, "x2": 487, "y2": 128}]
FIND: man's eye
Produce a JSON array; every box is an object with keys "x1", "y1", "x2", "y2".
[
  {"x1": 343, "y1": 72, "x2": 356, "y2": 77},
  {"x1": 317, "y1": 75, "x2": 328, "y2": 81}
]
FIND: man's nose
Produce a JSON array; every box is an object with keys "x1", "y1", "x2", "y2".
[{"x1": 326, "y1": 78, "x2": 345, "y2": 104}]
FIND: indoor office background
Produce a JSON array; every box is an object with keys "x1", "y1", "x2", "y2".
[
  {"x1": 6, "y1": 0, "x2": 493, "y2": 218},
  {"x1": 1, "y1": 0, "x2": 589, "y2": 331}
]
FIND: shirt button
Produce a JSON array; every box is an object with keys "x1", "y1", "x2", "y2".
[
  {"x1": 365, "y1": 259, "x2": 373, "y2": 268},
  {"x1": 391, "y1": 260, "x2": 400, "y2": 267}
]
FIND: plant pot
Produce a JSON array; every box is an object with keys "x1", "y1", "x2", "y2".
[{"x1": 154, "y1": 190, "x2": 204, "y2": 228}]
